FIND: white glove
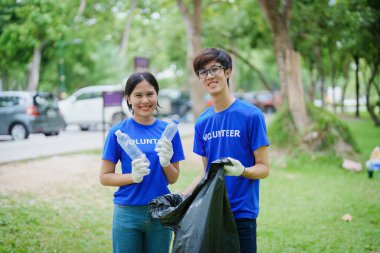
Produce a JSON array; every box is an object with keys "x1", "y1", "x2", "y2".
[
  {"x1": 224, "y1": 157, "x2": 245, "y2": 176},
  {"x1": 155, "y1": 137, "x2": 174, "y2": 167},
  {"x1": 131, "y1": 155, "x2": 150, "y2": 183}
]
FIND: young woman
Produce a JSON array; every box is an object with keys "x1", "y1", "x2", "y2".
[{"x1": 100, "y1": 72, "x2": 185, "y2": 253}]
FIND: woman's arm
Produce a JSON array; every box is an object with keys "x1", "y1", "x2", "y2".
[
  {"x1": 99, "y1": 159, "x2": 134, "y2": 186},
  {"x1": 162, "y1": 162, "x2": 180, "y2": 184}
]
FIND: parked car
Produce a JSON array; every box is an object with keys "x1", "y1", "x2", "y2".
[
  {"x1": 0, "y1": 91, "x2": 66, "y2": 140},
  {"x1": 254, "y1": 91, "x2": 278, "y2": 113},
  {"x1": 234, "y1": 92, "x2": 258, "y2": 106},
  {"x1": 235, "y1": 90, "x2": 280, "y2": 113},
  {"x1": 58, "y1": 84, "x2": 132, "y2": 131},
  {"x1": 158, "y1": 89, "x2": 192, "y2": 120}
]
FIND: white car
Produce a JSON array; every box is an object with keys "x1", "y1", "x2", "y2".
[{"x1": 59, "y1": 84, "x2": 132, "y2": 131}]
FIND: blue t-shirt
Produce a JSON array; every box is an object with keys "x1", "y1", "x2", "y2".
[
  {"x1": 102, "y1": 118, "x2": 185, "y2": 206},
  {"x1": 193, "y1": 99, "x2": 269, "y2": 219}
]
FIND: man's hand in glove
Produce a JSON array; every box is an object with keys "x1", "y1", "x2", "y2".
[
  {"x1": 224, "y1": 157, "x2": 245, "y2": 176},
  {"x1": 155, "y1": 137, "x2": 174, "y2": 167},
  {"x1": 131, "y1": 155, "x2": 150, "y2": 183}
]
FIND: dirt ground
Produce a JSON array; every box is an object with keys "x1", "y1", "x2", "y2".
[
  {"x1": 0, "y1": 136, "x2": 201, "y2": 199},
  {"x1": 0, "y1": 135, "x2": 281, "y2": 201}
]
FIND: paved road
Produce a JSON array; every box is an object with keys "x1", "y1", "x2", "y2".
[
  {"x1": 0, "y1": 123, "x2": 195, "y2": 165},
  {"x1": 0, "y1": 113, "x2": 272, "y2": 165}
]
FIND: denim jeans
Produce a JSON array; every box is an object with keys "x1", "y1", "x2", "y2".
[
  {"x1": 112, "y1": 204, "x2": 171, "y2": 253},
  {"x1": 235, "y1": 218, "x2": 257, "y2": 253}
]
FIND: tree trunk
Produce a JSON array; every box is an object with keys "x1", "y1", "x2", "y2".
[
  {"x1": 76, "y1": 0, "x2": 86, "y2": 18},
  {"x1": 365, "y1": 51, "x2": 380, "y2": 126},
  {"x1": 285, "y1": 49, "x2": 309, "y2": 130},
  {"x1": 354, "y1": 55, "x2": 360, "y2": 117},
  {"x1": 229, "y1": 44, "x2": 237, "y2": 92},
  {"x1": 258, "y1": 0, "x2": 309, "y2": 131},
  {"x1": 177, "y1": 0, "x2": 204, "y2": 119},
  {"x1": 308, "y1": 64, "x2": 315, "y2": 102},
  {"x1": 27, "y1": 43, "x2": 43, "y2": 91},
  {"x1": 0, "y1": 72, "x2": 6, "y2": 91},
  {"x1": 329, "y1": 50, "x2": 337, "y2": 113},
  {"x1": 315, "y1": 44, "x2": 326, "y2": 107},
  {"x1": 340, "y1": 61, "x2": 350, "y2": 113},
  {"x1": 118, "y1": 0, "x2": 137, "y2": 59}
]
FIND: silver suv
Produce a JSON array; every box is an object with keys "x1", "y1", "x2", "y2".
[{"x1": 0, "y1": 91, "x2": 66, "y2": 140}]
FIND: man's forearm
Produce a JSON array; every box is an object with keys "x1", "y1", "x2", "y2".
[{"x1": 242, "y1": 163, "x2": 270, "y2": 179}]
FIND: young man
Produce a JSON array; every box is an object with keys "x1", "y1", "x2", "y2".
[{"x1": 188, "y1": 48, "x2": 270, "y2": 253}]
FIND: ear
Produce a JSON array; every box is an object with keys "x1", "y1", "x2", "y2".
[
  {"x1": 224, "y1": 68, "x2": 232, "y2": 78},
  {"x1": 126, "y1": 95, "x2": 131, "y2": 104}
]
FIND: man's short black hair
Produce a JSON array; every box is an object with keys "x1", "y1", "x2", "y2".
[{"x1": 193, "y1": 48, "x2": 232, "y2": 73}]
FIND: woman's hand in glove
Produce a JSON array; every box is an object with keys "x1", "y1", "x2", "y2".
[
  {"x1": 131, "y1": 155, "x2": 150, "y2": 183},
  {"x1": 155, "y1": 137, "x2": 174, "y2": 168}
]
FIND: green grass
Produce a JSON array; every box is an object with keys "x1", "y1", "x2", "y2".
[
  {"x1": 259, "y1": 153, "x2": 380, "y2": 253},
  {"x1": 0, "y1": 116, "x2": 379, "y2": 253},
  {"x1": 0, "y1": 190, "x2": 114, "y2": 252},
  {"x1": 344, "y1": 116, "x2": 380, "y2": 159},
  {"x1": 0, "y1": 196, "x2": 112, "y2": 252},
  {"x1": 259, "y1": 115, "x2": 380, "y2": 253}
]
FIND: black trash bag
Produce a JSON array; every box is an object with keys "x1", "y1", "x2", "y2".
[
  {"x1": 149, "y1": 193, "x2": 185, "y2": 220},
  {"x1": 148, "y1": 158, "x2": 240, "y2": 253}
]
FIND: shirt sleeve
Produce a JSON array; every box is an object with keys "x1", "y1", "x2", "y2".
[
  {"x1": 102, "y1": 128, "x2": 121, "y2": 164},
  {"x1": 248, "y1": 109, "x2": 270, "y2": 152},
  {"x1": 193, "y1": 123, "x2": 206, "y2": 156},
  {"x1": 171, "y1": 131, "x2": 185, "y2": 163}
]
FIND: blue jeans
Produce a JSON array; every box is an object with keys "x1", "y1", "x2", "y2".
[
  {"x1": 235, "y1": 218, "x2": 257, "y2": 253},
  {"x1": 112, "y1": 204, "x2": 171, "y2": 253}
]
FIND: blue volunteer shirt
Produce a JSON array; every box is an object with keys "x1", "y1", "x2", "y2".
[
  {"x1": 102, "y1": 118, "x2": 185, "y2": 206},
  {"x1": 193, "y1": 99, "x2": 269, "y2": 219}
]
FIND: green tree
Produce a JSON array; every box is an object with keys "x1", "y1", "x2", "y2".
[
  {"x1": 0, "y1": 0, "x2": 72, "y2": 91},
  {"x1": 258, "y1": 0, "x2": 309, "y2": 132}
]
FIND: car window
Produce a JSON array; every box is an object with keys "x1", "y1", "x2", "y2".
[
  {"x1": 34, "y1": 93, "x2": 57, "y2": 107},
  {"x1": 76, "y1": 91, "x2": 102, "y2": 101},
  {"x1": 180, "y1": 92, "x2": 190, "y2": 100},
  {"x1": 0, "y1": 96, "x2": 23, "y2": 107},
  {"x1": 257, "y1": 93, "x2": 273, "y2": 101}
]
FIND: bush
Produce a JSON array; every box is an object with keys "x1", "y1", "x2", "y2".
[{"x1": 268, "y1": 103, "x2": 359, "y2": 155}]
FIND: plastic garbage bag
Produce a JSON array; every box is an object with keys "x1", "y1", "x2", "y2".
[
  {"x1": 149, "y1": 193, "x2": 185, "y2": 222},
  {"x1": 149, "y1": 158, "x2": 240, "y2": 253}
]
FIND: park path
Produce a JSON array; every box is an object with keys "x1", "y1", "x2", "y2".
[{"x1": 0, "y1": 135, "x2": 199, "y2": 199}]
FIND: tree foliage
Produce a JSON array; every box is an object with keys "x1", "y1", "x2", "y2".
[{"x1": 0, "y1": 0, "x2": 378, "y2": 127}]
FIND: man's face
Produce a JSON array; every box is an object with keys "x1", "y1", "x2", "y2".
[{"x1": 197, "y1": 61, "x2": 231, "y2": 96}]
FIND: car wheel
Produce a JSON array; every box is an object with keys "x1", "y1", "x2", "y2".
[
  {"x1": 111, "y1": 112, "x2": 126, "y2": 126},
  {"x1": 10, "y1": 123, "x2": 29, "y2": 140},
  {"x1": 80, "y1": 125, "x2": 90, "y2": 131},
  {"x1": 265, "y1": 106, "x2": 276, "y2": 114},
  {"x1": 44, "y1": 131, "x2": 59, "y2": 137}
]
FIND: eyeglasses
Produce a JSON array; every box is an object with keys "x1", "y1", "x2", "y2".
[{"x1": 196, "y1": 65, "x2": 225, "y2": 79}]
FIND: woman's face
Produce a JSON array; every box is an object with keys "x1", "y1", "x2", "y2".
[{"x1": 127, "y1": 80, "x2": 158, "y2": 122}]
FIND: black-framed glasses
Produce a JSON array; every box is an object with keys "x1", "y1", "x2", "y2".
[{"x1": 196, "y1": 65, "x2": 225, "y2": 79}]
